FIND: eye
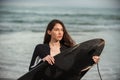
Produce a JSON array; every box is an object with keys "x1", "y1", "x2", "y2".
[
  {"x1": 61, "y1": 28, "x2": 63, "y2": 31},
  {"x1": 54, "y1": 28, "x2": 59, "y2": 31}
]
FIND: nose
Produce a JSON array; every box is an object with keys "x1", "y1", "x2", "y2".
[{"x1": 58, "y1": 30, "x2": 63, "y2": 35}]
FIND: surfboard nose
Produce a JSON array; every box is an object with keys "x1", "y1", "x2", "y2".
[{"x1": 98, "y1": 39, "x2": 105, "y2": 47}]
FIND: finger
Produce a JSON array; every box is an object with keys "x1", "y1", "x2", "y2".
[
  {"x1": 42, "y1": 55, "x2": 55, "y2": 65},
  {"x1": 95, "y1": 56, "x2": 100, "y2": 59},
  {"x1": 50, "y1": 56, "x2": 55, "y2": 64},
  {"x1": 42, "y1": 55, "x2": 49, "y2": 61},
  {"x1": 47, "y1": 60, "x2": 53, "y2": 65},
  {"x1": 43, "y1": 55, "x2": 53, "y2": 65},
  {"x1": 92, "y1": 56, "x2": 100, "y2": 63},
  {"x1": 47, "y1": 55, "x2": 54, "y2": 65},
  {"x1": 46, "y1": 57, "x2": 53, "y2": 65},
  {"x1": 93, "y1": 56, "x2": 100, "y2": 60}
]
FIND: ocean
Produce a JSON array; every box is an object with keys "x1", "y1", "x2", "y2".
[{"x1": 0, "y1": 4, "x2": 120, "y2": 80}]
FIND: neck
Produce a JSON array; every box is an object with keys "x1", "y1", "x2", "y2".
[
  {"x1": 49, "y1": 40, "x2": 60, "y2": 46},
  {"x1": 49, "y1": 40, "x2": 61, "y2": 57}
]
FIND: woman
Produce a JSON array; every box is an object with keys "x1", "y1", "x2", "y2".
[{"x1": 29, "y1": 19, "x2": 100, "y2": 80}]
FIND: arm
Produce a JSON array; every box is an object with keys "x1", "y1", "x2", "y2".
[{"x1": 29, "y1": 45, "x2": 42, "y2": 71}]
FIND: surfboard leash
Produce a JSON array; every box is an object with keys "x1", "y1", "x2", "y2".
[{"x1": 97, "y1": 63, "x2": 103, "y2": 80}]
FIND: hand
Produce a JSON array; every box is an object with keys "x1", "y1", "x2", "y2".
[
  {"x1": 92, "y1": 56, "x2": 100, "y2": 64},
  {"x1": 42, "y1": 55, "x2": 55, "y2": 65}
]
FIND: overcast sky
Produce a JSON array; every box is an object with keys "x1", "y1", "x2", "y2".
[{"x1": 0, "y1": 0, "x2": 119, "y2": 8}]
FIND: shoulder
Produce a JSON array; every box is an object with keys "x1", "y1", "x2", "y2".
[
  {"x1": 34, "y1": 44, "x2": 50, "y2": 58},
  {"x1": 35, "y1": 44, "x2": 49, "y2": 50},
  {"x1": 36, "y1": 43, "x2": 49, "y2": 47}
]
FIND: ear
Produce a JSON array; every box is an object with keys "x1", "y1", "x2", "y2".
[{"x1": 47, "y1": 30, "x2": 51, "y2": 35}]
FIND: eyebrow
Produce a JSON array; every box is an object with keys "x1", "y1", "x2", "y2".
[{"x1": 54, "y1": 27, "x2": 63, "y2": 30}]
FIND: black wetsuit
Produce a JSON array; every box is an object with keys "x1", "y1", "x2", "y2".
[{"x1": 29, "y1": 44, "x2": 81, "y2": 80}]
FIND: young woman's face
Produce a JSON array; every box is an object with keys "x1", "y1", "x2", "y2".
[{"x1": 48, "y1": 23, "x2": 64, "y2": 42}]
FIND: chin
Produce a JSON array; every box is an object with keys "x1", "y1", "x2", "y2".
[{"x1": 56, "y1": 39, "x2": 62, "y2": 41}]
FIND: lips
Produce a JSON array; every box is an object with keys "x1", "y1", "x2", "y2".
[{"x1": 57, "y1": 36, "x2": 62, "y2": 38}]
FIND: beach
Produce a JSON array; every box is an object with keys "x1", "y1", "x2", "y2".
[
  {"x1": 0, "y1": 1, "x2": 120, "y2": 80},
  {"x1": 0, "y1": 30, "x2": 120, "y2": 80}
]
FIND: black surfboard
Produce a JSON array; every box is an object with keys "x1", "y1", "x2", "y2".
[{"x1": 18, "y1": 38, "x2": 105, "y2": 80}]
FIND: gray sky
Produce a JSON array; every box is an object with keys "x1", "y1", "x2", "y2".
[{"x1": 1, "y1": 0, "x2": 119, "y2": 8}]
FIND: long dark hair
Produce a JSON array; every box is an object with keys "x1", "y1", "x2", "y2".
[{"x1": 43, "y1": 19, "x2": 75, "y2": 47}]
